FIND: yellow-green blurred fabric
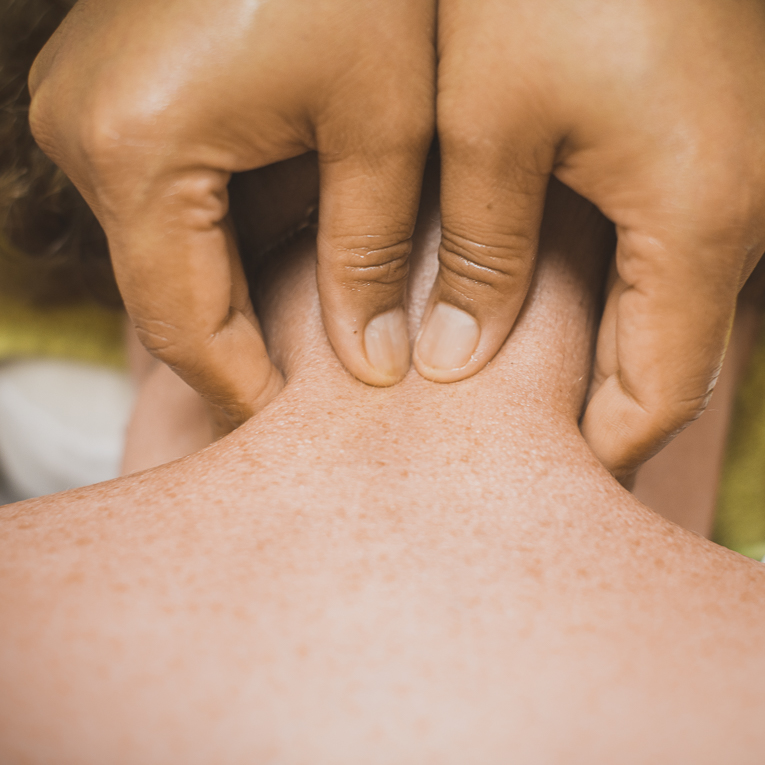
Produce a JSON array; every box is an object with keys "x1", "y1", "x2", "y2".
[
  {"x1": 0, "y1": 294, "x2": 125, "y2": 369},
  {"x1": 715, "y1": 319, "x2": 765, "y2": 561}
]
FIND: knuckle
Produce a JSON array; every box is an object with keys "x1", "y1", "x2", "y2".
[
  {"x1": 634, "y1": 383, "x2": 713, "y2": 442},
  {"x1": 661, "y1": 390, "x2": 712, "y2": 430},
  {"x1": 27, "y1": 79, "x2": 153, "y2": 178},
  {"x1": 133, "y1": 313, "x2": 212, "y2": 366},
  {"x1": 437, "y1": 95, "x2": 503, "y2": 154},
  {"x1": 438, "y1": 229, "x2": 532, "y2": 295},
  {"x1": 437, "y1": 113, "x2": 488, "y2": 156},
  {"x1": 365, "y1": 72, "x2": 435, "y2": 144},
  {"x1": 133, "y1": 318, "x2": 186, "y2": 363},
  {"x1": 330, "y1": 236, "x2": 412, "y2": 289},
  {"x1": 371, "y1": 112, "x2": 434, "y2": 160},
  {"x1": 78, "y1": 107, "x2": 142, "y2": 167},
  {"x1": 75, "y1": 86, "x2": 167, "y2": 169}
]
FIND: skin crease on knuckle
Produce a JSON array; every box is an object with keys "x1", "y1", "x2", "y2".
[
  {"x1": 1, "y1": 172, "x2": 765, "y2": 765},
  {"x1": 333, "y1": 242, "x2": 411, "y2": 294},
  {"x1": 437, "y1": 229, "x2": 534, "y2": 296}
]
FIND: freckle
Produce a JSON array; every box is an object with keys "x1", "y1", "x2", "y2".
[
  {"x1": 353, "y1": 330, "x2": 358, "y2": 334},
  {"x1": 75, "y1": 537, "x2": 92, "y2": 546}
]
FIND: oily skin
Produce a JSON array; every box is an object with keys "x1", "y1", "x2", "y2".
[{"x1": 1, "y1": 182, "x2": 764, "y2": 764}]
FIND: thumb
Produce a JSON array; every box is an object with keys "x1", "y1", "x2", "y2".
[
  {"x1": 316, "y1": 135, "x2": 431, "y2": 386},
  {"x1": 581, "y1": 230, "x2": 740, "y2": 477},
  {"x1": 413, "y1": 126, "x2": 552, "y2": 382},
  {"x1": 111, "y1": 169, "x2": 284, "y2": 428}
]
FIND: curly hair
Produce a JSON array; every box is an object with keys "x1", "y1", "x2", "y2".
[{"x1": 0, "y1": 0, "x2": 120, "y2": 307}]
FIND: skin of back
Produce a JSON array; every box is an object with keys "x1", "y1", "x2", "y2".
[{"x1": 0, "y1": 178, "x2": 764, "y2": 765}]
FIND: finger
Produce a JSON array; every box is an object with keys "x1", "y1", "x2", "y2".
[
  {"x1": 581, "y1": 231, "x2": 739, "y2": 477},
  {"x1": 316, "y1": 135, "x2": 431, "y2": 386},
  {"x1": 413, "y1": 120, "x2": 553, "y2": 383},
  {"x1": 112, "y1": 168, "x2": 283, "y2": 427}
]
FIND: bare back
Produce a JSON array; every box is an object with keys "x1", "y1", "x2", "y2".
[{"x1": 1, "y1": 180, "x2": 764, "y2": 764}]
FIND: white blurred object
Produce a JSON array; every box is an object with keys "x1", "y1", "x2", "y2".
[{"x1": 0, "y1": 359, "x2": 134, "y2": 502}]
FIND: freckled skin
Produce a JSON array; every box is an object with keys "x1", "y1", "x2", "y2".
[{"x1": 0, "y1": 181, "x2": 764, "y2": 764}]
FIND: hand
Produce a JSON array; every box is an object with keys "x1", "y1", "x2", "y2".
[
  {"x1": 421, "y1": 0, "x2": 765, "y2": 476},
  {"x1": 29, "y1": 0, "x2": 435, "y2": 426}
]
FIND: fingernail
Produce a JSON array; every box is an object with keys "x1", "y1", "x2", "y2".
[
  {"x1": 417, "y1": 303, "x2": 480, "y2": 371},
  {"x1": 364, "y1": 308, "x2": 410, "y2": 381}
]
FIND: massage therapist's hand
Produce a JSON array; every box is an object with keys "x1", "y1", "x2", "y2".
[
  {"x1": 29, "y1": 0, "x2": 435, "y2": 426},
  {"x1": 422, "y1": 0, "x2": 765, "y2": 477}
]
